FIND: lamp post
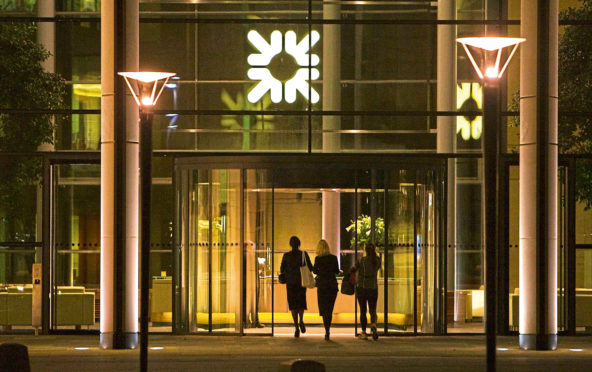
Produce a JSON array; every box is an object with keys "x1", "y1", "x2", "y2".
[
  {"x1": 457, "y1": 37, "x2": 524, "y2": 372},
  {"x1": 118, "y1": 71, "x2": 175, "y2": 372}
]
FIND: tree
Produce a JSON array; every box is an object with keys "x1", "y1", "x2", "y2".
[
  {"x1": 0, "y1": 22, "x2": 65, "y2": 241},
  {"x1": 559, "y1": 0, "x2": 592, "y2": 208}
]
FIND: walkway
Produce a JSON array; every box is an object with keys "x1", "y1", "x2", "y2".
[{"x1": 2, "y1": 334, "x2": 592, "y2": 371}]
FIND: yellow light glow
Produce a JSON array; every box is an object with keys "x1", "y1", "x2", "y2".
[
  {"x1": 141, "y1": 96, "x2": 154, "y2": 106},
  {"x1": 457, "y1": 82, "x2": 483, "y2": 141},
  {"x1": 456, "y1": 37, "x2": 525, "y2": 51},
  {"x1": 73, "y1": 84, "x2": 101, "y2": 98},
  {"x1": 119, "y1": 71, "x2": 176, "y2": 107},
  {"x1": 485, "y1": 67, "x2": 498, "y2": 78},
  {"x1": 118, "y1": 72, "x2": 176, "y2": 83},
  {"x1": 457, "y1": 37, "x2": 525, "y2": 79}
]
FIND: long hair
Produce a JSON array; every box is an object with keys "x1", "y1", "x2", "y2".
[
  {"x1": 316, "y1": 239, "x2": 330, "y2": 257},
  {"x1": 364, "y1": 243, "x2": 378, "y2": 268},
  {"x1": 289, "y1": 236, "x2": 301, "y2": 251}
]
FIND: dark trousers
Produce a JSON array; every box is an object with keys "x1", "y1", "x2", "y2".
[
  {"x1": 318, "y1": 287, "x2": 338, "y2": 334},
  {"x1": 357, "y1": 287, "x2": 378, "y2": 332}
]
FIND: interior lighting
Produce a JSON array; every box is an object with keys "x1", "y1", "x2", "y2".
[
  {"x1": 75, "y1": 347, "x2": 89, "y2": 351},
  {"x1": 569, "y1": 349, "x2": 583, "y2": 352},
  {"x1": 73, "y1": 84, "x2": 101, "y2": 98},
  {"x1": 497, "y1": 348, "x2": 509, "y2": 351},
  {"x1": 150, "y1": 347, "x2": 164, "y2": 350}
]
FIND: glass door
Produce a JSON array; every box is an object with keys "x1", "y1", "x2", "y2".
[
  {"x1": 244, "y1": 169, "x2": 273, "y2": 334},
  {"x1": 183, "y1": 168, "x2": 242, "y2": 333},
  {"x1": 174, "y1": 157, "x2": 445, "y2": 336},
  {"x1": 385, "y1": 169, "x2": 415, "y2": 333},
  {"x1": 383, "y1": 167, "x2": 442, "y2": 335},
  {"x1": 51, "y1": 163, "x2": 100, "y2": 331}
]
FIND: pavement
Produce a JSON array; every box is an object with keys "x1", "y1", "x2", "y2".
[{"x1": 2, "y1": 333, "x2": 592, "y2": 372}]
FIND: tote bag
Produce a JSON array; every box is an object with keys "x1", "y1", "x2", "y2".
[
  {"x1": 300, "y1": 251, "x2": 316, "y2": 288},
  {"x1": 340, "y1": 271, "x2": 356, "y2": 295}
]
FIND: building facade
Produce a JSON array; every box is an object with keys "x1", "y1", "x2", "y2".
[{"x1": 1, "y1": 0, "x2": 591, "y2": 350}]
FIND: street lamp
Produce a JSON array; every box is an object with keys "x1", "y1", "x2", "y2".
[
  {"x1": 457, "y1": 36, "x2": 524, "y2": 372},
  {"x1": 118, "y1": 71, "x2": 175, "y2": 372}
]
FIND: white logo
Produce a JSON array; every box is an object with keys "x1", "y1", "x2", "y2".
[{"x1": 247, "y1": 30, "x2": 320, "y2": 104}]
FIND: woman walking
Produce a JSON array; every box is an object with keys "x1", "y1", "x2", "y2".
[
  {"x1": 280, "y1": 236, "x2": 313, "y2": 337},
  {"x1": 352, "y1": 243, "x2": 380, "y2": 340},
  {"x1": 313, "y1": 239, "x2": 340, "y2": 340}
]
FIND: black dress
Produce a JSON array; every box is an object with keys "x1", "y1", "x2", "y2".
[
  {"x1": 313, "y1": 254, "x2": 340, "y2": 317},
  {"x1": 280, "y1": 249, "x2": 313, "y2": 310}
]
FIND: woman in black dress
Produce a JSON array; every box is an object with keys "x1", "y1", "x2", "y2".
[
  {"x1": 313, "y1": 239, "x2": 340, "y2": 340},
  {"x1": 280, "y1": 236, "x2": 313, "y2": 337}
]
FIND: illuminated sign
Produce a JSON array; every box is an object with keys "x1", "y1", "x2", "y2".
[
  {"x1": 247, "y1": 30, "x2": 320, "y2": 104},
  {"x1": 457, "y1": 82, "x2": 483, "y2": 141}
]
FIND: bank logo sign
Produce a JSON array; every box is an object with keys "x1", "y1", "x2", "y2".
[{"x1": 247, "y1": 30, "x2": 320, "y2": 104}]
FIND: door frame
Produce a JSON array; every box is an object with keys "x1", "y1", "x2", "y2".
[
  {"x1": 173, "y1": 153, "x2": 448, "y2": 336},
  {"x1": 44, "y1": 153, "x2": 100, "y2": 335}
]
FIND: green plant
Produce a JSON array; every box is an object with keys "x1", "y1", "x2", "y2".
[
  {"x1": 345, "y1": 215, "x2": 385, "y2": 248},
  {"x1": 559, "y1": 1, "x2": 592, "y2": 209},
  {"x1": 0, "y1": 22, "x2": 65, "y2": 240}
]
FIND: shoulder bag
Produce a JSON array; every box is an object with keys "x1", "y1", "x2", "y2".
[
  {"x1": 340, "y1": 269, "x2": 356, "y2": 295},
  {"x1": 300, "y1": 251, "x2": 316, "y2": 288}
]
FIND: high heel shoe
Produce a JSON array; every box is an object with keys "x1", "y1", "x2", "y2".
[
  {"x1": 294, "y1": 328, "x2": 300, "y2": 338},
  {"x1": 299, "y1": 321, "x2": 306, "y2": 334},
  {"x1": 325, "y1": 333, "x2": 330, "y2": 341}
]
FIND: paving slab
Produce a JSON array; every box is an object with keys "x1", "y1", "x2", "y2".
[{"x1": 1, "y1": 334, "x2": 591, "y2": 371}]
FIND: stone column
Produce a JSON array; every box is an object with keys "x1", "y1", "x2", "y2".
[
  {"x1": 322, "y1": 1, "x2": 341, "y2": 259},
  {"x1": 37, "y1": 1, "x2": 55, "y2": 79},
  {"x1": 437, "y1": 0, "x2": 457, "y2": 320},
  {"x1": 519, "y1": 0, "x2": 558, "y2": 350},
  {"x1": 100, "y1": 0, "x2": 139, "y2": 349},
  {"x1": 36, "y1": 0, "x2": 55, "y2": 252}
]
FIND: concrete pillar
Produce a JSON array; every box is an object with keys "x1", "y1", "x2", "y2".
[
  {"x1": 100, "y1": 0, "x2": 139, "y2": 349},
  {"x1": 322, "y1": 0, "x2": 341, "y2": 152},
  {"x1": 436, "y1": 0, "x2": 457, "y2": 320},
  {"x1": 519, "y1": 0, "x2": 558, "y2": 350},
  {"x1": 36, "y1": 0, "x2": 55, "y2": 256},
  {"x1": 322, "y1": 192, "x2": 341, "y2": 258},
  {"x1": 322, "y1": 2, "x2": 341, "y2": 259}
]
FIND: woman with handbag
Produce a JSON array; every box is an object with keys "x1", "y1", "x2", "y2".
[
  {"x1": 313, "y1": 239, "x2": 340, "y2": 340},
  {"x1": 279, "y1": 236, "x2": 313, "y2": 338},
  {"x1": 351, "y1": 242, "x2": 381, "y2": 340}
]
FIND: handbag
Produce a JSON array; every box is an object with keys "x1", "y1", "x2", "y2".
[
  {"x1": 300, "y1": 251, "x2": 316, "y2": 288},
  {"x1": 340, "y1": 271, "x2": 355, "y2": 295}
]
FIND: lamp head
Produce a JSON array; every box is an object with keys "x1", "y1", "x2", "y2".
[
  {"x1": 457, "y1": 37, "x2": 525, "y2": 80},
  {"x1": 118, "y1": 71, "x2": 176, "y2": 108}
]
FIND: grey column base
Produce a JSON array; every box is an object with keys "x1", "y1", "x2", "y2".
[
  {"x1": 100, "y1": 332, "x2": 138, "y2": 349},
  {"x1": 519, "y1": 334, "x2": 557, "y2": 350}
]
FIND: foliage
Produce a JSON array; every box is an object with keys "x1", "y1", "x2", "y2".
[
  {"x1": 345, "y1": 215, "x2": 385, "y2": 248},
  {"x1": 508, "y1": 2, "x2": 592, "y2": 208},
  {"x1": 559, "y1": 1, "x2": 592, "y2": 208},
  {"x1": 0, "y1": 22, "x2": 65, "y2": 240}
]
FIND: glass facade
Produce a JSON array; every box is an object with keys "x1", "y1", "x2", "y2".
[{"x1": 0, "y1": 0, "x2": 591, "y2": 337}]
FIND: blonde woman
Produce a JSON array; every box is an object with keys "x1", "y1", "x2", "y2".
[{"x1": 312, "y1": 239, "x2": 340, "y2": 340}]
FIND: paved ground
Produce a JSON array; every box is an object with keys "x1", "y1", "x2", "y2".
[{"x1": 2, "y1": 334, "x2": 592, "y2": 371}]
